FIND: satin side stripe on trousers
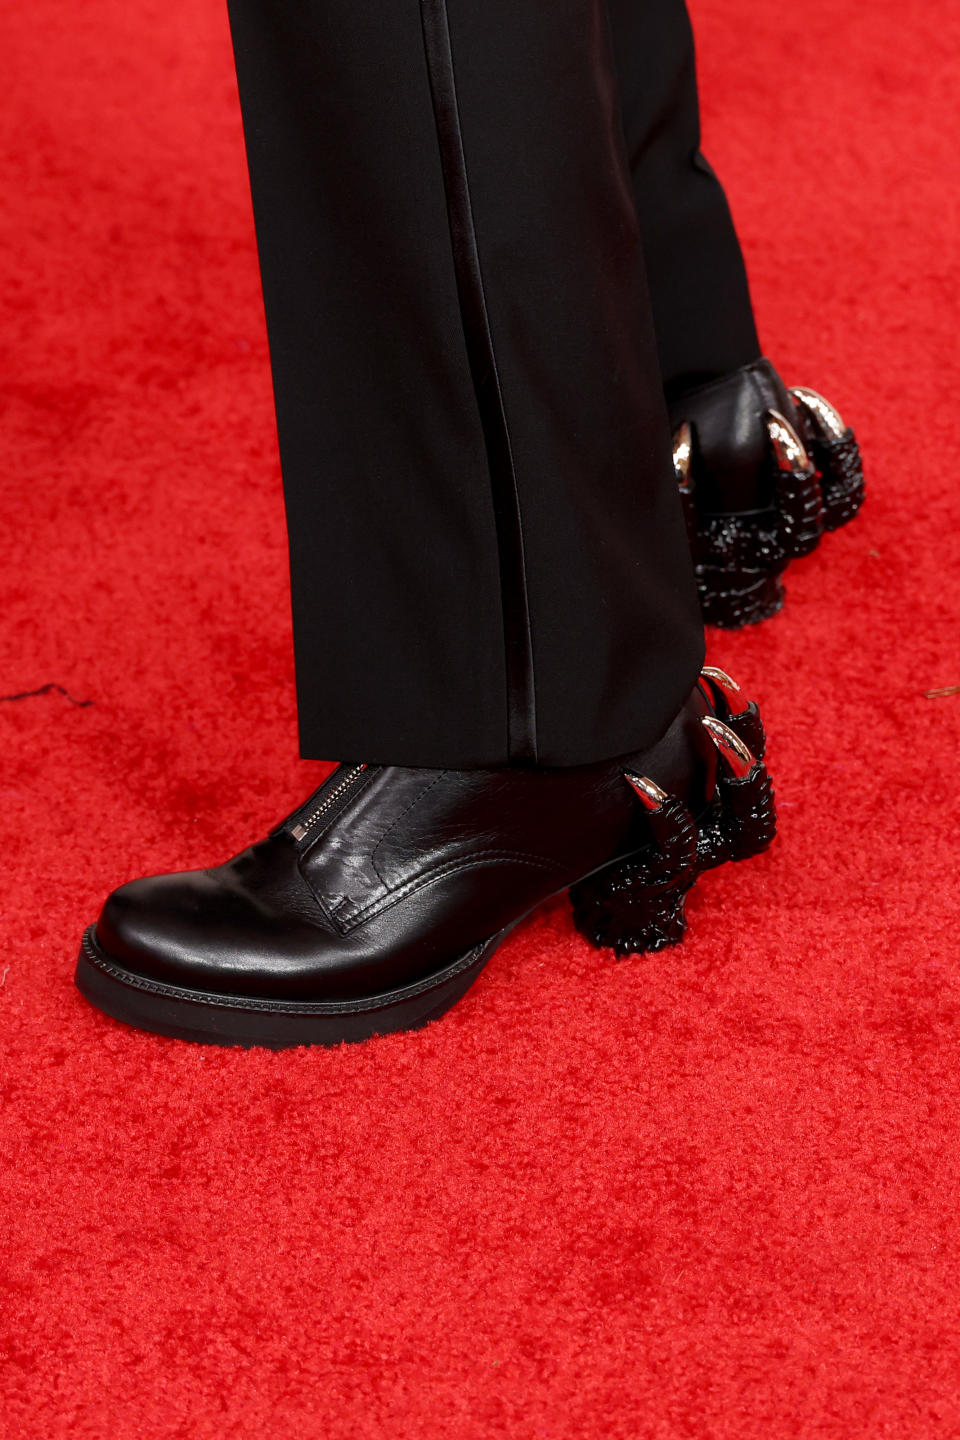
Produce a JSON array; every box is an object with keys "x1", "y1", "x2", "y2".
[{"x1": 417, "y1": 0, "x2": 538, "y2": 763}]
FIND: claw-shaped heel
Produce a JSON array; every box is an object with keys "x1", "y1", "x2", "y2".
[
  {"x1": 570, "y1": 677, "x2": 776, "y2": 959},
  {"x1": 569, "y1": 782, "x2": 699, "y2": 957},
  {"x1": 673, "y1": 365, "x2": 864, "y2": 629}
]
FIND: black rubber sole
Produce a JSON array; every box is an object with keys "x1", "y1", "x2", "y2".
[{"x1": 75, "y1": 926, "x2": 505, "y2": 1049}]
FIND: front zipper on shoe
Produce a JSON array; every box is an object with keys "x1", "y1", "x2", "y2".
[{"x1": 288, "y1": 764, "x2": 369, "y2": 844}]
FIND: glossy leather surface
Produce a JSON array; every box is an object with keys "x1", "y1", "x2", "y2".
[
  {"x1": 96, "y1": 693, "x2": 715, "y2": 1004},
  {"x1": 669, "y1": 357, "x2": 798, "y2": 514}
]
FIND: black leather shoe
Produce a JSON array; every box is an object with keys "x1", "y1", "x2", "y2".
[
  {"x1": 670, "y1": 357, "x2": 864, "y2": 627},
  {"x1": 75, "y1": 669, "x2": 776, "y2": 1048}
]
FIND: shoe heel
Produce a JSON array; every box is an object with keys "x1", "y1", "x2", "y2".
[
  {"x1": 675, "y1": 420, "x2": 787, "y2": 628},
  {"x1": 677, "y1": 410, "x2": 828, "y2": 629},
  {"x1": 571, "y1": 687, "x2": 777, "y2": 960},
  {"x1": 570, "y1": 791, "x2": 699, "y2": 958}
]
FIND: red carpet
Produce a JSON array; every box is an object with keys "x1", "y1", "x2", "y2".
[{"x1": 3, "y1": 2, "x2": 959, "y2": 1434}]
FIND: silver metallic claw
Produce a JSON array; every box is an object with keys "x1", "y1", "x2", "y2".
[
  {"x1": 624, "y1": 773, "x2": 670, "y2": 810},
  {"x1": 699, "y1": 665, "x2": 747, "y2": 716},
  {"x1": 672, "y1": 421, "x2": 693, "y2": 492},
  {"x1": 700, "y1": 715, "x2": 756, "y2": 778},
  {"x1": 789, "y1": 386, "x2": 847, "y2": 441},
  {"x1": 766, "y1": 409, "x2": 811, "y2": 473}
]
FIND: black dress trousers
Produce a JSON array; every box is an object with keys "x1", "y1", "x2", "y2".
[
  {"x1": 608, "y1": 0, "x2": 760, "y2": 395},
  {"x1": 226, "y1": 0, "x2": 758, "y2": 770}
]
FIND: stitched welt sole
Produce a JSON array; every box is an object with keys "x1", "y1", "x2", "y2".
[{"x1": 75, "y1": 927, "x2": 503, "y2": 1049}]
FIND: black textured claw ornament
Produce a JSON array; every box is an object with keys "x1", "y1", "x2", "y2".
[
  {"x1": 790, "y1": 385, "x2": 865, "y2": 531},
  {"x1": 569, "y1": 691, "x2": 776, "y2": 960}
]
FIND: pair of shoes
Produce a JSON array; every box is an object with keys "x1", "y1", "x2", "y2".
[
  {"x1": 75, "y1": 356, "x2": 860, "y2": 1048},
  {"x1": 75, "y1": 668, "x2": 776, "y2": 1049},
  {"x1": 672, "y1": 357, "x2": 864, "y2": 627}
]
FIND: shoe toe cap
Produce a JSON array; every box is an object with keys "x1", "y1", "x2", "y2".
[
  {"x1": 95, "y1": 870, "x2": 225, "y2": 987},
  {"x1": 92, "y1": 865, "x2": 339, "y2": 999}
]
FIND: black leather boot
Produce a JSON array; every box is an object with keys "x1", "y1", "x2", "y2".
[
  {"x1": 670, "y1": 358, "x2": 864, "y2": 627},
  {"x1": 75, "y1": 669, "x2": 776, "y2": 1048}
]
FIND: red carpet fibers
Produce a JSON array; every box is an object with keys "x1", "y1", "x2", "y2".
[{"x1": 2, "y1": 2, "x2": 959, "y2": 1434}]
